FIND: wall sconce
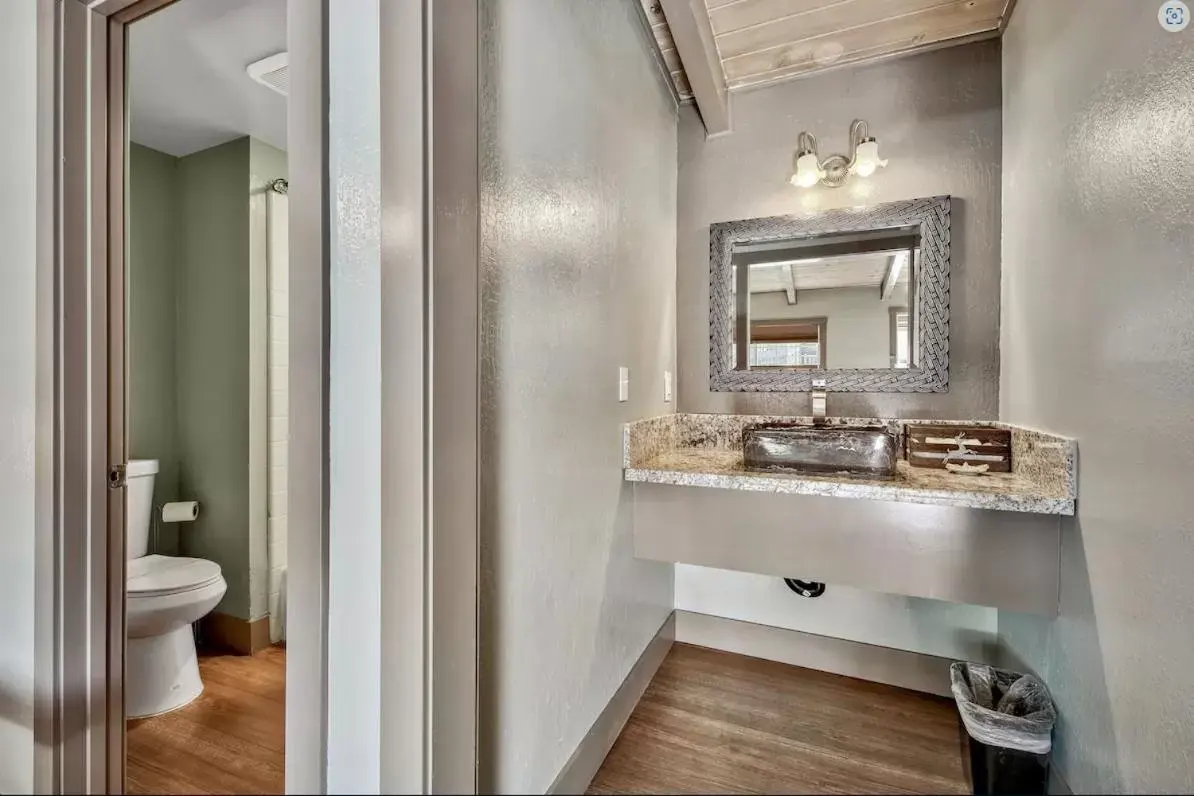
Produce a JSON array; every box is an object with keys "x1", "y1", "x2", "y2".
[{"x1": 789, "y1": 119, "x2": 887, "y2": 189}]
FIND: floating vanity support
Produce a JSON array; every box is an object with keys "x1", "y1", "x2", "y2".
[{"x1": 622, "y1": 414, "x2": 1078, "y2": 615}]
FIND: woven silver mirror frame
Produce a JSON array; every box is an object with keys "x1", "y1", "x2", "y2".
[{"x1": 709, "y1": 195, "x2": 950, "y2": 393}]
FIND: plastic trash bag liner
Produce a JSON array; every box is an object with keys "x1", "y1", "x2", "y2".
[{"x1": 950, "y1": 662, "x2": 1056, "y2": 754}]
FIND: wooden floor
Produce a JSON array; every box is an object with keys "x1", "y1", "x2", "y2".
[
  {"x1": 126, "y1": 645, "x2": 285, "y2": 795},
  {"x1": 588, "y1": 643, "x2": 969, "y2": 795}
]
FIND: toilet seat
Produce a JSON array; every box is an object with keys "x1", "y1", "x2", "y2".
[
  {"x1": 123, "y1": 463, "x2": 230, "y2": 718},
  {"x1": 124, "y1": 553, "x2": 228, "y2": 717},
  {"x1": 128, "y1": 554, "x2": 222, "y2": 597}
]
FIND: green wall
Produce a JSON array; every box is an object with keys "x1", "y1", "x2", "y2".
[
  {"x1": 128, "y1": 144, "x2": 180, "y2": 555},
  {"x1": 176, "y1": 137, "x2": 254, "y2": 619},
  {"x1": 127, "y1": 136, "x2": 285, "y2": 621}
]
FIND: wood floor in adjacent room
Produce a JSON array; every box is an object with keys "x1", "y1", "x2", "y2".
[
  {"x1": 126, "y1": 645, "x2": 284, "y2": 795},
  {"x1": 588, "y1": 643, "x2": 969, "y2": 795}
]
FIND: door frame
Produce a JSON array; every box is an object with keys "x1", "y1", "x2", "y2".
[
  {"x1": 48, "y1": 0, "x2": 480, "y2": 792},
  {"x1": 51, "y1": 1, "x2": 134, "y2": 790}
]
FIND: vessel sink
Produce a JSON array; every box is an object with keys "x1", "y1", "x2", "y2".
[{"x1": 742, "y1": 424, "x2": 899, "y2": 479}]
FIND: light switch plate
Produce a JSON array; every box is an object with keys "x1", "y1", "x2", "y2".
[
  {"x1": 618, "y1": 367, "x2": 629, "y2": 402},
  {"x1": 664, "y1": 370, "x2": 673, "y2": 402}
]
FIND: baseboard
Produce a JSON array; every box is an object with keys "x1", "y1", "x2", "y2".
[
  {"x1": 200, "y1": 612, "x2": 272, "y2": 655},
  {"x1": 1048, "y1": 764, "x2": 1072, "y2": 796},
  {"x1": 675, "y1": 610, "x2": 956, "y2": 698},
  {"x1": 547, "y1": 612, "x2": 676, "y2": 795}
]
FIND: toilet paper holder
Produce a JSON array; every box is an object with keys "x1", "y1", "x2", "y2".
[
  {"x1": 161, "y1": 501, "x2": 200, "y2": 523},
  {"x1": 150, "y1": 501, "x2": 200, "y2": 554}
]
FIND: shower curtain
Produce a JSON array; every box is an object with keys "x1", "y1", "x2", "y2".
[{"x1": 267, "y1": 190, "x2": 289, "y2": 644}]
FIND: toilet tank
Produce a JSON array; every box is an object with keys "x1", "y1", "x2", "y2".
[{"x1": 126, "y1": 459, "x2": 159, "y2": 559}]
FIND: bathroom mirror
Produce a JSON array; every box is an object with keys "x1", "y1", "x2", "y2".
[{"x1": 709, "y1": 195, "x2": 950, "y2": 392}]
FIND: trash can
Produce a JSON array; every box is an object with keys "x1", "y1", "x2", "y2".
[{"x1": 950, "y1": 662, "x2": 1056, "y2": 796}]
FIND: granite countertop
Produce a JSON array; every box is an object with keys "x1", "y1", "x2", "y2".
[{"x1": 623, "y1": 414, "x2": 1077, "y2": 516}]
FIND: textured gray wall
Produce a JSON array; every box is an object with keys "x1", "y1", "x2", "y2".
[
  {"x1": 998, "y1": 2, "x2": 1194, "y2": 792},
  {"x1": 678, "y1": 41, "x2": 1002, "y2": 419},
  {"x1": 479, "y1": 0, "x2": 677, "y2": 790}
]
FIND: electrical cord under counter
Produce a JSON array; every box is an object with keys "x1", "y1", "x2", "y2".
[{"x1": 784, "y1": 578, "x2": 826, "y2": 598}]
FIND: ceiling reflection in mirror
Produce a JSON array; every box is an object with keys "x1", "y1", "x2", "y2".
[{"x1": 730, "y1": 228, "x2": 919, "y2": 372}]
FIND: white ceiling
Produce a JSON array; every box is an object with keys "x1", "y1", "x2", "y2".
[{"x1": 128, "y1": 0, "x2": 286, "y2": 157}]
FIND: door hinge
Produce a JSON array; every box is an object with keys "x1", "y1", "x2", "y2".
[{"x1": 108, "y1": 463, "x2": 127, "y2": 490}]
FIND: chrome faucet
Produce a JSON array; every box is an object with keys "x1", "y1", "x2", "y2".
[{"x1": 811, "y1": 378, "x2": 827, "y2": 422}]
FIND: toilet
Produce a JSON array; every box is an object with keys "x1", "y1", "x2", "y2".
[{"x1": 125, "y1": 459, "x2": 227, "y2": 718}]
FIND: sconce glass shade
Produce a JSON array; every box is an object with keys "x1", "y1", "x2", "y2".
[
  {"x1": 851, "y1": 138, "x2": 888, "y2": 177},
  {"x1": 790, "y1": 151, "x2": 825, "y2": 188}
]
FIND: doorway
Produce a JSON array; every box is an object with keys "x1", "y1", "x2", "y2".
[
  {"x1": 47, "y1": 1, "x2": 479, "y2": 791},
  {"x1": 120, "y1": 0, "x2": 289, "y2": 792}
]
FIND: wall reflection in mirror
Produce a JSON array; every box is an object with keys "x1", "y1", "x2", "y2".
[{"x1": 731, "y1": 227, "x2": 919, "y2": 372}]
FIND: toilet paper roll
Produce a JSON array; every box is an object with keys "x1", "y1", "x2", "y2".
[{"x1": 161, "y1": 501, "x2": 199, "y2": 523}]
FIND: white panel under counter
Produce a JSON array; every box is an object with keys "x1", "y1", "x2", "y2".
[
  {"x1": 623, "y1": 413, "x2": 1076, "y2": 615},
  {"x1": 623, "y1": 413, "x2": 1077, "y2": 516}
]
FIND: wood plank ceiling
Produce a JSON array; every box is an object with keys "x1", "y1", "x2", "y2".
[{"x1": 641, "y1": 0, "x2": 1015, "y2": 100}]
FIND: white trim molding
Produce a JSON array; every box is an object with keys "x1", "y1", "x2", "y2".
[
  {"x1": 547, "y1": 614, "x2": 676, "y2": 795},
  {"x1": 54, "y1": 2, "x2": 122, "y2": 789},
  {"x1": 326, "y1": 0, "x2": 481, "y2": 791},
  {"x1": 426, "y1": 0, "x2": 482, "y2": 789},
  {"x1": 285, "y1": 0, "x2": 329, "y2": 791}
]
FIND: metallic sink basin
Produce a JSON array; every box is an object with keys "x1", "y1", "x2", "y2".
[{"x1": 742, "y1": 424, "x2": 899, "y2": 479}]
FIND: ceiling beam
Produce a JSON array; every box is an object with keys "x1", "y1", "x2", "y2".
[
  {"x1": 880, "y1": 251, "x2": 909, "y2": 301},
  {"x1": 998, "y1": 0, "x2": 1020, "y2": 34},
  {"x1": 658, "y1": 0, "x2": 730, "y2": 136}
]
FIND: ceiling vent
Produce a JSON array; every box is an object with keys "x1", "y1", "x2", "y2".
[{"x1": 247, "y1": 52, "x2": 289, "y2": 97}]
